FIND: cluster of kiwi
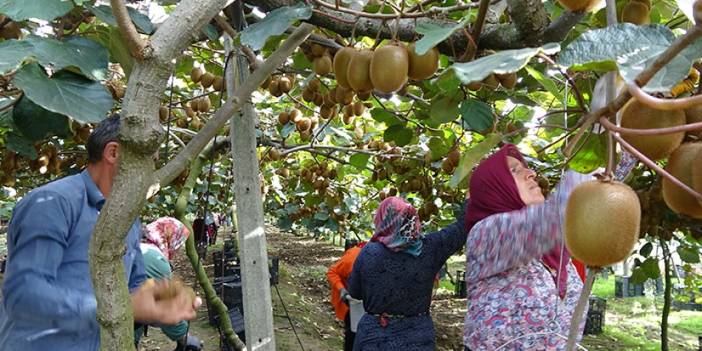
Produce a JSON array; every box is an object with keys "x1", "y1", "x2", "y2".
[
  {"x1": 72, "y1": 122, "x2": 92, "y2": 145},
  {"x1": 622, "y1": 0, "x2": 651, "y2": 25},
  {"x1": 278, "y1": 108, "x2": 316, "y2": 138},
  {"x1": 0, "y1": 150, "x2": 19, "y2": 186},
  {"x1": 398, "y1": 174, "x2": 434, "y2": 199},
  {"x1": 0, "y1": 15, "x2": 21, "y2": 40},
  {"x1": 300, "y1": 162, "x2": 337, "y2": 189},
  {"x1": 190, "y1": 67, "x2": 224, "y2": 92},
  {"x1": 440, "y1": 149, "x2": 461, "y2": 174},
  {"x1": 465, "y1": 72, "x2": 517, "y2": 91},
  {"x1": 261, "y1": 75, "x2": 294, "y2": 97},
  {"x1": 29, "y1": 144, "x2": 63, "y2": 176},
  {"x1": 302, "y1": 43, "x2": 333, "y2": 76}
]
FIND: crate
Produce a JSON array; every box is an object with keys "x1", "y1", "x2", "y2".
[
  {"x1": 615, "y1": 276, "x2": 645, "y2": 298},
  {"x1": 216, "y1": 307, "x2": 247, "y2": 351},
  {"x1": 584, "y1": 310, "x2": 604, "y2": 335},
  {"x1": 454, "y1": 270, "x2": 467, "y2": 298}
]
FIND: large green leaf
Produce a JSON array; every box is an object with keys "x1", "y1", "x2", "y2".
[
  {"x1": 427, "y1": 136, "x2": 450, "y2": 160},
  {"x1": 383, "y1": 124, "x2": 414, "y2": 147},
  {"x1": 459, "y1": 99, "x2": 494, "y2": 132},
  {"x1": 88, "y1": 26, "x2": 133, "y2": 77},
  {"x1": 524, "y1": 65, "x2": 563, "y2": 102},
  {"x1": 240, "y1": 3, "x2": 312, "y2": 51},
  {"x1": 0, "y1": 36, "x2": 109, "y2": 81},
  {"x1": 0, "y1": 0, "x2": 73, "y2": 21},
  {"x1": 567, "y1": 132, "x2": 606, "y2": 173},
  {"x1": 558, "y1": 24, "x2": 702, "y2": 93},
  {"x1": 414, "y1": 19, "x2": 468, "y2": 55},
  {"x1": 640, "y1": 257, "x2": 660, "y2": 279},
  {"x1": 451, "y1": 43, "x2": 560, "y2": 84},
  {"x1": 430, "y1": 91, "x2": 461, "y2": 124},
  {"x1": 678, "y1": 246, "x2": 700, "y2": 263},
  {"x1": 89, "y1": 5, "x2": 156, "y2": 35},
  {"x1": 370, "y1": 108, "x2": 403, "y2": 126},
  {"x1": 13, "y1": 64, "x2": 114, "y2": 123},
  {"x1": 449, "y1": 133, "x2": 501, "y2": 188},
  {"x1": 349, "y1": 153, "x2": 370, "y2": 170},
  {"x1": 12, "y1": 96, "x2": 71, "y2": 141},
  {"x1": 6, "y1": 132, "x2": 37, "y2": 159}
]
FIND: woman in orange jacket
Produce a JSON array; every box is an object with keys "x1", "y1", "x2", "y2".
[{"x1": 327, "y1": 241, "x2": 365, "y2": 351}]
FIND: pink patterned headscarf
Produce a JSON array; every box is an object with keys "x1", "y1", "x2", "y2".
[
  {"x1": 371, "y1": 197, "x2": 424, "y2": 256},
  {"x1": 143, "y1": 217, "x2": 190, "y2": 261}
]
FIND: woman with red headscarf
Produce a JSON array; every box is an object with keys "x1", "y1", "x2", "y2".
[
  {"x1": 347, "y1": 196, "x2": 468, "y2": 350},
  {"x1": 461, "y1": 144, "x2": 593, "y2": 350}
]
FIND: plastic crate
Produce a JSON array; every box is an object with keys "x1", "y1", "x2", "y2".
[
  {"x1": 615, "y1": 276, "x2": 645, "y2": 297},
  {"x1": 454, "y1": 270, "x2": 467, "y2": 298},
  {"x1": 584, "y1": 296, "x2": 606, "y2": 335},
  {"x1": 217, "y1": 307, "x2": 247, "y2": 351}
]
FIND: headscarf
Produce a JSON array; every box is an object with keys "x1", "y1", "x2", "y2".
[
  {"x1": 371, "y1": 197, "x2": 424, "y2": 256},
  {"x1": 465, "y1": 144, "x2": 570, "y2": 298},
  {"x1": 142, "y1": 217, "x2": 190, "y2": 261}
]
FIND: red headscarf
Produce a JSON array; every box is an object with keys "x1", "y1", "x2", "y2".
[
  {"x1": 371, "y1": 197, "x2": 424, "y2": 256},
  {"x1": 464, "y1": 144, "x2": 570, "y2": 298}
]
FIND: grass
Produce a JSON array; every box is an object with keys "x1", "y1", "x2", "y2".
[
  {"x1": 591, "y1": 273, "x2": 616, "y2": 298},
  {"x1": 670, "y1": 310, "x2": 702, "y2": 334}
]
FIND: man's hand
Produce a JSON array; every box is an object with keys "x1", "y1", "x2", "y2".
[
  {"x1": 339, "y1": 288, "x2": 351, "y2": 305},
  {"x1": 131, "y1": 279, "x2": 202, "y2": 325}
]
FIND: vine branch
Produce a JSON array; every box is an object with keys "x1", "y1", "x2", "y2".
[{"x1": 110, "y1": 0, "x2": 150, "y2": 59}]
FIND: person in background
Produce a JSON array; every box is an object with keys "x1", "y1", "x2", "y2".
[
  {"x1": 136, "y1": 217, "x2": 203, "y2": 351},
  {"x1": 327, "y1": 239, "x2": 366, "y2": 351},
  {"x1": 462, "y1": 143, "x2": 590, "y2": 350},
  {"x1": 0, "y1": 114, "x2": 199, "y2": 351},
  {"x1": 347, "y1": 196, "x2": 467, "y2": 350}
]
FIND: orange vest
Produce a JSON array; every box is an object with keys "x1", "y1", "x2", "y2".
[{"x1": 326, "y1": 246, "x2": 362, "y2": 321}]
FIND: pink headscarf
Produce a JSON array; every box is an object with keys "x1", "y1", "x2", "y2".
[
  {"x1": 143, "y1": 217, "x2": 190, "y2": 261},
  {"x1": 371, "y1": 197, "x2": 424, "y2": 256},
  {"x1": 465, "y1": 144, "x2": 570, "y2": 298}
]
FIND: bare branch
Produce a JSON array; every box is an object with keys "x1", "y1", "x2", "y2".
[
  {"x1": 311, "y1": 0, "x2": 479, "y2": 19},
  {"x1": 627, "y1": 82, "x2": 702, "y2": 110},
  {"x1": 600, "y1": 116, "x2": 702, "y2": 135},
  {"x1": 110, "y1": 0, "x2": 149, "y2": 59}
]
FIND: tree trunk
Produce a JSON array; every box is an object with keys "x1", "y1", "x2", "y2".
[{"x1": 661, "y1": 236, "x2": 672, "y2": 351}]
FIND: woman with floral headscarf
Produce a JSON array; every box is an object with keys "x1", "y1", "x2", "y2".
[
  {"x1": 136, "y1": 217, "x2": 202, "y2": 351},
  {"x1": 461, "y1": 144, "x2": 634, "y2": 350},
  {"x1": 347, "y1": 196, "x2": 468, "y2": 350}
]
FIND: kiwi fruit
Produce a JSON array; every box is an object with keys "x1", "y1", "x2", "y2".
[
  {"x1": 662, "y1": 143, "x2": 702, "y2": 218},
  {"x1": 441, "y1": 158, "x2": 455, "y2": 174},
  {"x1": 190, "y1": 68, "x2": 203, "y2": 83},
  {"x1": 313, "y1": 54, "x2": 333, "y2": 76},
  {"x1": 289, "y1": 108, "x2": 302, "y2": 123},
  {"x1": 302, "y1": 88, "x2": 316, "y2": 102},
  {"x1": 632, "y1": 0, "x2": 650, "y2": 9},
  {"x1": 320, "y1": 105, "x2": 335, "y2": 120},
  {"x1": 268, "y1": 79, "x2": 283, "y2": 97},
  {"x1": 496, "y1": 72, "x2": 518, "y2": 89},
  {"x1": 357, "y1": 91, "x2": 371, "y2": 101},
  {"x1": 159, "y1": 106, "x2": 169, "y2": 123},
  {"x1": 565, "y1": 180, "x2": 641, "y2": 267},
  {"x1": 278, "y1": 112, "x2": 289, "y2": 125},
  {"x1": 279, "y1": 76, "x2": 292, "y2": 93},
  {"x1": 465, "y1": 81, "x2": 482, "y2": 91},
  {"x1": 370, "y1": 43, "x2": 409, "y2": 93},
  {"x1": 556, "y1": 0, "x2": 602, "y2": 12},
  {"x1": 212, "y1": 76, "x2": 224, "y2": 91},
  {"x1": 313, "y1": 93, "x2": 324, "y2": 106},
  {"x1": 200, "y1": 72, "x2": 215, "y2": 89},
  {"x1": 310, "y1": 43, "x2": 327, "y2": 57},
  {"x1": 185, "y1": 105, "x2": 196, "y2": 118},
  {"x1": 620, "y1": 99, "x2": 685, "y2": 161},
  {"x1": 447, "y1": 149, "x2": 460, "y2": 167},
  {"x1": 684, "y1": 104, "x2": 702, "y2": 138},
  {"x1": 260, "y1": 75, "x2": 272, "y2": 89},
  {"x1": 482, "y1": 74, "x2": 500, "y2": 90},
  {"x1": 333, "y1": 47, "x2": 356, "y2": 89},
  {"x1": 407, "y1": 43, "x2": 440, "y2": 81},
  {"x1": 353, "y1": 101, "x2": 365, "y2": 116},
  {"x1": 622, "y1": 1, "x2": 650, "y2": 25},
  {"x1": 198, "y1": 97, "x2": 211, "y2": 112},
  {"x1": 343, "y1": 113, "x2": 355, "y2": 125},
  {"x1": 692, "y1": 149, "x2": 702, "y2": 203},
  {"x1": 347, "y1": 50, "x2": 374, "y2": 93}
]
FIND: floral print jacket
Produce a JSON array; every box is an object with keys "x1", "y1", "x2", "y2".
[{"x1": 463, "y1": 171, "x2": 591, "y2": 350}]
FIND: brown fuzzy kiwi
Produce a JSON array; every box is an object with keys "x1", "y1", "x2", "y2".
[
  {"x1": 313, "y1": 54, "x2": 333, "y2": 76},
  {"x1": 313, "y1": 93, "x2": 324, "y2": 106},
  {"x1": 269, "y1": 148, "x2": 282, "y2": 161},
  {"x1": 684, "y1": 104, "x2": 702, "y2": 138},
  {"x1": 662, "y1": 143, "x2": 702, "y2": 218},
  {"x1": 185, "y1": 105, "x2": 196, "y2": 118},
  {"x1": 300, "y1": 130, "x2": 312, "y2": 141},
  {"x1": 565, "y1": 180, "x2": 641, "y2": 267},
  {"x1": 556, "y1": 0, "x2": 602, "y2": 12},
  {"x1": 343, "y1": 114, "x2": 355, "y2": 125},
  {"x1": 176, "y1": 116, "x2": 188, "y2": 128},
  {"x1": 407, "y1": 43, "x2": 440, "y2": 81},
  {"x1": 190, "y1": 115, "x2": 203, "y2": 130},
  {"x1": 278, "y1": 76, "x2": 292, "y2": 93},
  {"x1": 370, "y1": 43, "x2": 409, "y2": 93},
  {"x1": 159, "y1": 106, "x2": 169, "y2": 123},
  {"x1": 310, "y1": 43, "x2": 327, "y2": 57},
  {"x1": 632, "y1": 0, "x2": 650, "y2": 9},
  {"x1": 342, "y1": 104, "x2": 353, "y2": 118},
  {"x1": 308, "y1": 79, "x2": 321, "y2": 91},
  {"x1": 620, "y1": 99, "x2": 685, "y2": 161},
  {"x1": 333, "y1": 47, "x2": 356, "y2": 89},
  {"x1": 260, "y1": 75, "x2": 272, "y2": 89},
  {"x1": 278, "y1": 111, "x2": 290, "y2": 125},
  {"x1": 347, "y1": 49, "x2": 374, "y2": 93},
  {"x1": 622, "y1": 1, "x2": 650, "y2": 25},
  {"x1": 190, "y1": 68, "x2": 203, "y2": 83},
  {"x1": 441, "y1": 158, "x2": 455, "y2": 174},
  {"x1": 496, "y1": 72, "x2": 518, "y2": 89},
  {"x1": 302, "y1": 88, "x2": 316, "y2": 102},
  {"x1": 357, "y1": 91, "x2": 371, "y2": 101},
  {"x1": 465, "y1": 81, "x2": 483, "y2": 91},
  {"x1": 289, "y1": 108, "x2": 302, "y2": 123},
  {"x1": 447, "y1": 149, "x2": 460, "y2": 167},
  {"x1": 353, "y1": 101, "x2": 365, "y2": 116},
  {"x1": 320, "y1": 105, "x2": 334, "y2": 120},
  {"x1": 268, "y1": 79, "x2": 283, "y2": 97},
  {"x1": 200, "y1": 72, "x2": 215, "y2": 88},
  {"x1": 310, "y1": 116, "x2": 320, "y2": 130},
  {"x1": 212, "y1": 76, "x2": 224, "y2": 91},
  {"x1": 482, "y1": 74, "x2": 500, "y2": 90},
  {"x1": 198, "y1": 97, "x2": 211, "y2": 112}
]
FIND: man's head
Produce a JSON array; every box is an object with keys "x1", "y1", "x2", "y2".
[{"x1": 87, "y1": 113, "x2": 120, "y2": 165}]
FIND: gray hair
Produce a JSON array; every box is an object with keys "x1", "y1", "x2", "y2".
[{"x1": 86, "y1": 113, "x2": 120, "y2": 163}]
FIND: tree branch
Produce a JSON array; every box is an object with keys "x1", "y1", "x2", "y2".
[
  {"x1": 599, "y1": 117, "x2": 702, "y2": 135},
  {"x1": 154, "y1": 24, "x2": 315, "y2": 187},
  {"x1": 542, "y1": 11, "x2": 586, "y2": 44},
  {"x1": 110, "y1": 0, "x2": 150, "y2": 59},
  {"x1": 627, "y1": 82, "x2": 702, "y2": 110}
]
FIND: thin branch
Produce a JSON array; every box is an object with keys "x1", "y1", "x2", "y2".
[
  {"x1": 599, "y1": 117, "x2": 702, "y2": 135},
  {"x1": 110, "y1": 0, "x2": 149, "y2": 59},
  {"x1": 312, "y1": 0, "x2": 478, "y2": 19},
  {"x1": 627, "y1": 82, "x2": 702, "y2": 110},
  {"x1": 471, "y1": 0, "x2": 491, "y2": 42},
  {"x1": 539, "y1": 54, "x2": 588, "y2": 112},
  {"x1": 612, "y1": 133, "x2": 702, "y2": 201}
]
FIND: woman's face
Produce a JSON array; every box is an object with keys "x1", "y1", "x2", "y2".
[{"x1": 507, "y1": 156, "x2": 545, "y2": 205}]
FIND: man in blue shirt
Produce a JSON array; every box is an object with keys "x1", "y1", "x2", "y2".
[{"x1": 0, "y1": 114, "x2": 197, "y2": 350}]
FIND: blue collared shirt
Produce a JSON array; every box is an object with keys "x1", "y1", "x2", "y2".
[{"x1": 0, "y1": 170, "x2": 145, "y2": 350}]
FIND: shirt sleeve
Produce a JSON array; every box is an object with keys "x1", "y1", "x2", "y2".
[
  {"x1": 128, "y1": 223, "x2": 147, "y2": 292},
  {"x1": 346, "y1": 250, "x2": 364, "y2": 300},
  {"x1": 424, "y1": 199, "x2": 468, "y2": 267},
  {"x1": 2, "y1": 190, "x2": 97, "y2": 332},
  {"x1": 465, "y1": 171, "x2": 591, "y2": 283},
  {"x1": 327, "y1": 252, "x2": 351, "y2": 293}
]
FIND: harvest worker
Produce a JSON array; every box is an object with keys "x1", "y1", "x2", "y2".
[
  {"x1": 461, "y1": 144, "x2": 590, "y2": 350},
  {"x1": 0, "y1": 114, "x2": 199, "y2": 350},
  {"x1": 327, "y1": 239, "x2": 366, "y2": 350},
  {"x1": 347, "y1": 196, "x2": 468, "y2": 350},
  {"x1": 136, "y1": 217, "x2": 203, "y2": 351}
]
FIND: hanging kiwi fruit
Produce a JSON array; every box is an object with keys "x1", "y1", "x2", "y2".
[
  {"x1": 200, "y1": 72, "x2": 215, "y2": 89},
  {"x1": 212, "y1": 76, "x2": 224, "y2": 91},
  {"x1": 407, "y1": 43, "x2": 439, "y2": 81},
  {"x1": 622, "y1": 0, "x2": 650, "y2": 25},
  {"x1": 159, "y1": 106, "x2": 169, "y2": 123},
  {"x1": 565, "y1": 180, "x2": 641, "y2": 267},
  {"x1": 347, "y1": 50, "x2": 374, "y2": 93},
  {"x1": 496, "y1": 72, "x2": 518, "y2": 89},
  {"x1": 0, "y1": 15, "x2": 22, "y2": 40},
  {"x1": 556, "y1": 0, "x2": 603, "y2": 12},
  {"x1": 333, "y1": 47, "x2": 356, "y2": 89},
  {"x1": 662, "y1": 143, "x2": 702, "y2": 219},
  {"x1": 313, "y1": 54, "x2": 333, "y2": 76},
  {"x1": 370, "y1": 43, "x2": 409, "y2": 93},
  {"x1": 191, "y1": 67, "x2": 203, "y2": 83},
  {"x1": 278, "y1": 111, "x2": 290, "y2": 125},
  {"x1": 620, "y1": 99, "x2": 685, "y2": 161},
  {"x1": 278, "y1": 76, "x2": 292, "y2": 94},
  {"x1": 684, "y1": 104, "x2": 702, "y2": 138}
]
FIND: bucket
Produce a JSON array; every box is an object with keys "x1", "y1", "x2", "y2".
[{"x1": 348, "y1": 298, "x2": 365, "y2": 333}]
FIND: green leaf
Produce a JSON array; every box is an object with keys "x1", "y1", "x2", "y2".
[
  {"x1": 451, "y1": 43, "x2": 560, "y2": 84},
  {"x1": 240, "y1": 3, "x2": 312, "y2": 51},
  {"x1": 427, "y1": 137, "x2": 450, "y2": 160},
  {"x1": 88, "y1": 26, "x2": 133, "y2": 77},
  {"x1": 12, "y1": 96, "x2": 71, "y2": 141},
  {"x1": 567, "y1": 132, "x2": 606, "y2": 173},
  {"x1": 434, "y1": 70, "x2": 462, "y2": 93},
  {"x1": 349, "y1": 153, "x2": 370, "y2": 170},
  {"x1": 524, "y1": 65, "x2": 563, "y2": 102},
  {"x1": 629, "y1": 267, "x2": 648, "y2": 284},
  {"x1": 459, "y1": 99, "x2": 494, "y2": 132},
  {"x1": 678, "y1": 246, "x2": 700, "y2": 263},
  {"x1": 414, "y1": 19, "x2": 468, "y2": 55},
  {"x1": 0, "y1": 0, "x2": 73, "y2": 21},
  {"x1": 383, "y1": 124, "x2": 413, "y2": 147},
  {"x1": 370, "y1": 108, "x2": 403, "y2": 126},
  {"x1": 449, "y1": 133, "x2": 502, "y2": 188},
  {"x1": 0, "y1": 40, "x2": 34, "y2": 74},
  {"x1": 6, "y1": 132, "x2": 37, "y2": 159},
  {"x1": 280, "y1": 122, "x2": 295, "y2": 138},
  {"x1": 558, "y1": 24, "x2": 702, "y2": 92},
  {"x1": 89, "y1": 5, "x2": 156, "y2": 35},
  {"x1": 430, "y1": 92, "x2": 461, "y2": 124},
  {"x1": 201, "y1": 24, "x2": 220, "y2": 41},
  {"x1": 13, "y1": 64, "x2": 114, "y2": 124},
  {"x1": 640, "y1": 257, "x2": 660, "y2": 279},
  {"x1": 639, "y1": 242, "x2": 653, "y2": 257}
]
